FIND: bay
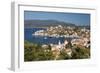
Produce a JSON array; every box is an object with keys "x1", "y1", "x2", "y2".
[{"x1": 24, "y1": 28, "x2": 77, "y2": 45}]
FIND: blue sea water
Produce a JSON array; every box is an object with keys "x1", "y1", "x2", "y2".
[{"x1": 24, "y1": 28, "x2": 73, "y2": 45}]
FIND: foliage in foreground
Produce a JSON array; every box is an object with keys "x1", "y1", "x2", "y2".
[{"x1": 24, "y1": 41, "x2": 90, "y2": 61}]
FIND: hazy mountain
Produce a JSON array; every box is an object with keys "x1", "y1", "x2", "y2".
[{"x1": 24, "y1": 20, "x2": 76, "y2": 28}]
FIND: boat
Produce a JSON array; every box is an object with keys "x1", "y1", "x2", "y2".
[{"x1": 44, "y1": 37, "x2": 47, "y2": 39}]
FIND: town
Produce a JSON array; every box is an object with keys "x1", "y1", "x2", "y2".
[
  {"x1": 24, "y1": 25, "x2": 90, "y2": 61},
  {"x1": 33, "y1": 25, "x2": 90, "y2": 38},
  {"x1": 40, "y1": 25, "x2": 90, "y2": 60}
]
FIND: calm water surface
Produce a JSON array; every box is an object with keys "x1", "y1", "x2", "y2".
[{"x1": 24, "y1": 28, "x2": 77, "y2": 45}]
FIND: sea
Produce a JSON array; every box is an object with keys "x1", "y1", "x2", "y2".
[{"x1": 24, "y1": 28, "x2": 77, "y2": 45}]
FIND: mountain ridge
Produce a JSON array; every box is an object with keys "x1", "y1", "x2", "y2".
[
  {"x1": 24, "y1": 20, "x2": 76, "y2": 28},
  {"x1": 24, "y1": 20, "x2": 89, "y2": 28}
]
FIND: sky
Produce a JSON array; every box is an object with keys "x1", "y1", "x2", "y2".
[{"x1": 24, "y1": 11, "x2": 90, "y2": 26}]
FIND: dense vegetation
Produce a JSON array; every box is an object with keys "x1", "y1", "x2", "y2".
[{"x1": 24, "y1": 40, "x2": 90, "y2": 61}]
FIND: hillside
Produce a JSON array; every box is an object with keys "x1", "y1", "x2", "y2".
[{"x1": 24, "y1": 20, "x2": 76, "y2": 28}]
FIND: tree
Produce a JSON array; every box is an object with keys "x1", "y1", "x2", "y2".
[{"x1": 71, "y1": 45, "x2": 90, "y2": 59}]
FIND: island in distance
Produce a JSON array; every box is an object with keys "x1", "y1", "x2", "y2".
[{"x1": 24, "y1": 20, "x2": 77, "y2": 28}]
